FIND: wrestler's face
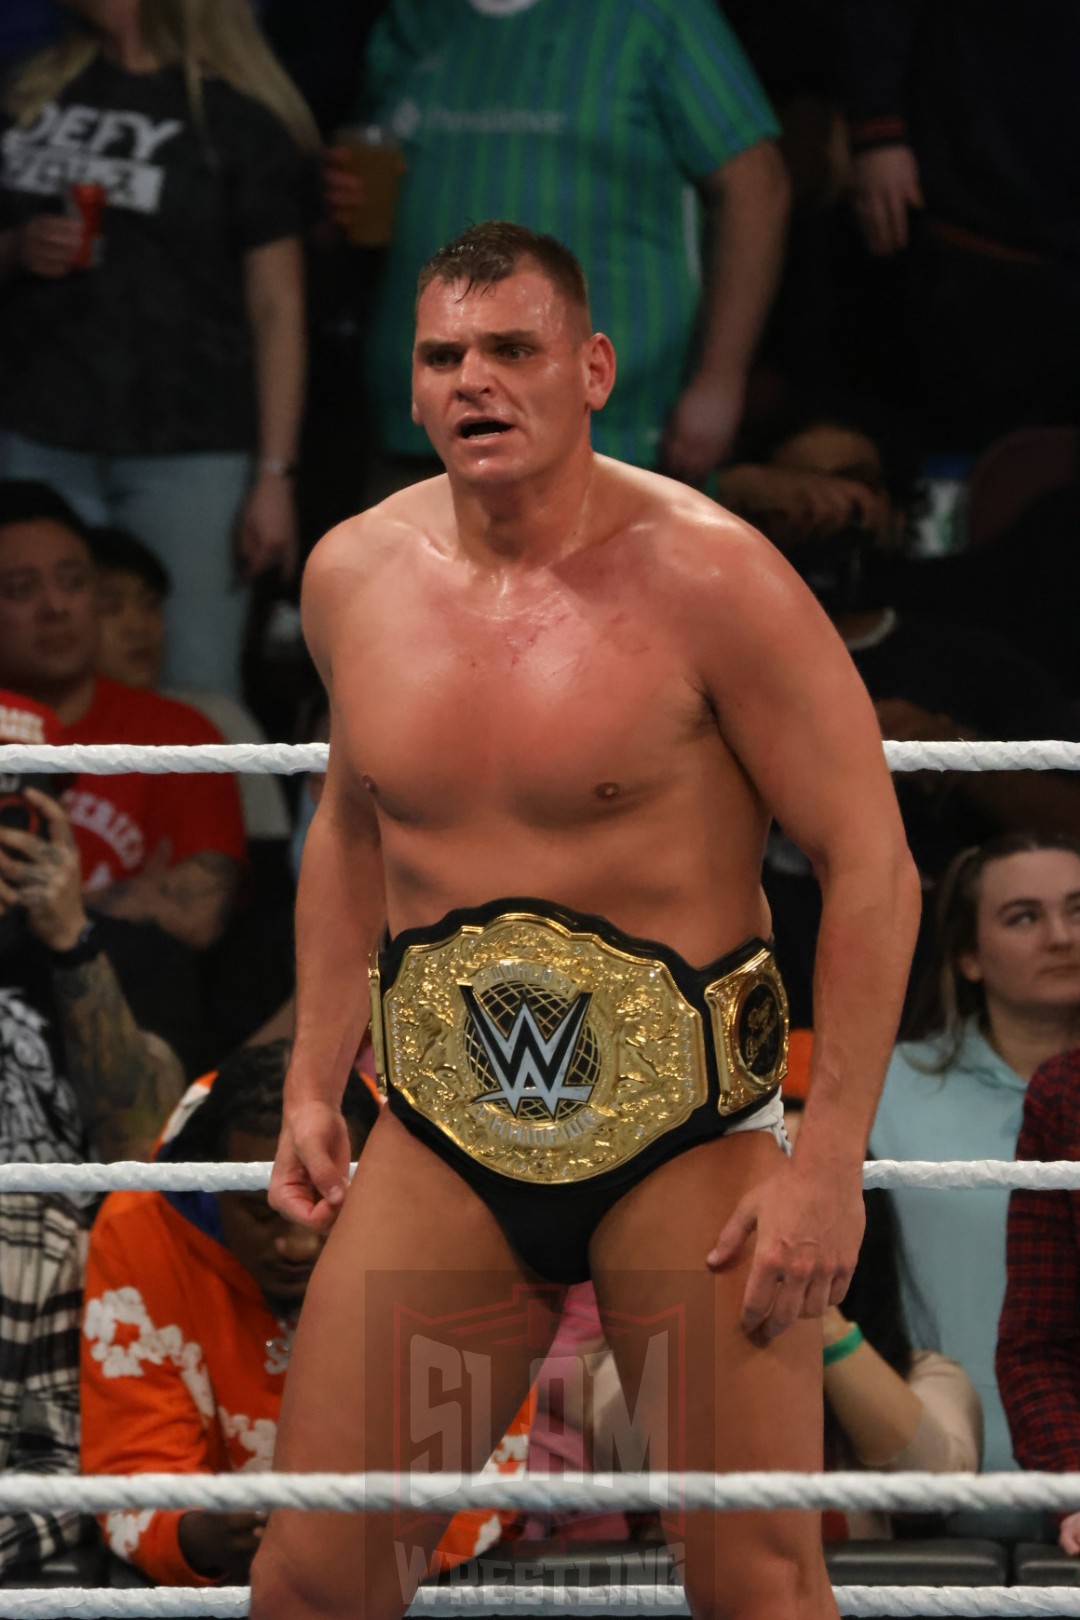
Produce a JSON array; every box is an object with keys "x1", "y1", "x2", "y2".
[
  {"x1": 958, "y1": 849, "x2": 1080, "y2": 1016},
  {"x1": 410, "y1": 267, "x2": 615, "y2": 484},
  {"x1": 0, "y1": 521, "x2": 99, "y2": 698},
  {"x1": 218, "y1": 1130, "x2": 329, "y2": 1307}
]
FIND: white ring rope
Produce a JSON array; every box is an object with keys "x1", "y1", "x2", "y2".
[
  {"x1": 1, "y1": 1470, "x2": 1079, "y2": 1516},
  {"x1": 1, "y1": 1158, "x2": 1076, "y2": 1195},
  {"x1": 1, "y1": 738, "x2": 1075, "y2": 1617},
  {"x1": 5, "y1": 1591, "x2": 1080, "y2": 1620},
  {"x1": 1, "y1": 739, "x2": 1079, "y2": 776},
  {"x1": 5, "y1": 1589, "x2": 1080, "y2": 1619}
]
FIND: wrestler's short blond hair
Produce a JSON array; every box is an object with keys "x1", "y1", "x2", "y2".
[{"x1": 416, "y1": 221, "x2": 592, "y2": 333}]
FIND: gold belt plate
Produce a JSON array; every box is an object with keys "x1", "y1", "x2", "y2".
[
  {"x1": 705, "y1": 947, "x2": 789, "y2": 1115},
  {"x1": 375, "y1": 913, "x2": 710, "y2": 1184}
]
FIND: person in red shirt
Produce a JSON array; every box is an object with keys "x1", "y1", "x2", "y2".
[{"x1": 0, "y1": 480, "x2": 246, "y2": 952}]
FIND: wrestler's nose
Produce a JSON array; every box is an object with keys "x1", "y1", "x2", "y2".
[{"x1": 456, "y1": 346, "x2": 494, "y2": 395}]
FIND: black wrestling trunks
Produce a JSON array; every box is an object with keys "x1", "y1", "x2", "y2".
[{"x1": 369, "y1": 897, "x2": 788, "y2": 1284}]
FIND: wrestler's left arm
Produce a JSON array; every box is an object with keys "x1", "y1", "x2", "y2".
[{"x1": 686, "y1": 514, "x2": 921, "y2": 1339}]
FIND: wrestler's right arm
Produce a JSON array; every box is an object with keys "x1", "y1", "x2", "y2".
[{"x1": 270, "y1": 523, "x2": 387, "y2": 1229}]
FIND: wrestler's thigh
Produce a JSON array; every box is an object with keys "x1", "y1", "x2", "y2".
[
  {"x1": 589, "y1": 1135, "x2": 836, "y2": 1620},
  {"x1": 253, "y1": 1109, "x2": 563, "y2": 1620}
]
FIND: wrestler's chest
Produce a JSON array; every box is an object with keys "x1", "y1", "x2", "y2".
[{"x1": 334, "y1": 604, "x2": 701, "y2": 821}]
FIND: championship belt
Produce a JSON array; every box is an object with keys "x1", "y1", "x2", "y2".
[{"x1": 370, "y1": 899, "x2": 788, "y2": 1186}]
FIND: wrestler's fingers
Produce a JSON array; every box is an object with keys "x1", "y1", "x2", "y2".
[
  {"x1": 760, "y1": 1278, "x2": 809, "y2": 1340},
  {"x1": 706, "y1": 1202, "x2": 756, "y2": 1270},
  {"x1": 737, "y1": 1253, "x2": 788, "y2": 1338},
  {"x1": 827, "y1": 1269, "x2": 854, "y2": 1308},
  {"x1": 272, "y1": 1149, "x2": 347, "y2": 1229},
  {"x1": 798, "y1": 1273, "x2": 833, "y2": 1321}
]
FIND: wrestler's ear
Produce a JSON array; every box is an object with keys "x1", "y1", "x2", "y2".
[{"x1": 583, "y1": 332, "x2": 616, "y2": 413}]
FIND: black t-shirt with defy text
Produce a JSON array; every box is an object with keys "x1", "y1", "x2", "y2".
[{"x1": 0, "y1": 57, "x2": 311, "y2": 455}]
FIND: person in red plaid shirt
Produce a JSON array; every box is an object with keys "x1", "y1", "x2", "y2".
[{"x1": 998, "y1": 1047, "x2": 1080, "y2": 1554}]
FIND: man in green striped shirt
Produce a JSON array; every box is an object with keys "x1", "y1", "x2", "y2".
[{"x1": 355, "y1": 0, "x2": 788, "y2": 484}]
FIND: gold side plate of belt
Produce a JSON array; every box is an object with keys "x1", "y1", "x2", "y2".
[{"x1": 370, "y1": 910, "x2": 788, "y2": 1185}]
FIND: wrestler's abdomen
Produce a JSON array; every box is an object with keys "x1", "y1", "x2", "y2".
[{"x1": 333, "y1": 561, "x2": 772, "y2": 966}]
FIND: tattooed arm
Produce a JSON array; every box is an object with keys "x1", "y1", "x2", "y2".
[
  {"x1": 89, "y1": 849, "x2": 241, "y2": 950},
  {"x1": 50, "y1": 958, "x2": 186, "y2": 1162},
  {"x1": 0, "y1": 791, "x2": 186, "y2": 1161}
]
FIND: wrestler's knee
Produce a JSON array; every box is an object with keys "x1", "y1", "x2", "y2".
[
  {"x1": 682, "y1": 1542, "x2": 834, "y2": 1620},
  {"x1": 249, "y1": 1536, "x2": 408, "y2": 1620},
  {"x1": 249, "y1": 1540, "x2": 327, "y2": 1620}
]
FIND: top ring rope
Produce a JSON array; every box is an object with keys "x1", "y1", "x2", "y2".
[
  {"x1": 0, "y1": 1159, "x2": 1078, "y2": 1195},
  {"x1": 1, "y1": 740, "x2": 1079, "y2": 775}
]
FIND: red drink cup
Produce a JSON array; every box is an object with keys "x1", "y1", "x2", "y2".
[{"x1": 66, "y1": 182, "x2": 107, "y2": 269}]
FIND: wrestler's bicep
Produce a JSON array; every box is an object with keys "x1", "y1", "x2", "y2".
[
  {"x1": 698, "y1": 548, "x2": 898, "y2": 865},
  {"x1": 300, "y1": 516, "x2": 377, "y2": 687}
]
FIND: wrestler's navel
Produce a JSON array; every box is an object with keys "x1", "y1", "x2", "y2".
[{"x1": 594, "y1": 781, "x2": 620, "y2": 801}]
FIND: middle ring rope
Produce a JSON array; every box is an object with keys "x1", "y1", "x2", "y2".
[
  {"x1": 0, "y1": 1159, "x2": 1075, "y2": 1194},
  {"x1": 4, "y1": 1469, "x2": 1080, "y2": 1516}
]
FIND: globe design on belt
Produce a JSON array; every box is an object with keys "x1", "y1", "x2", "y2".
[{"x1": 460, "y1": 978, "x2": 603, "y2": 1125}]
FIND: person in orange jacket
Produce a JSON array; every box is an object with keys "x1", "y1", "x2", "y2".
[{"x1": 81, "y1": 1040, "x2": 531, "y2": 1586}]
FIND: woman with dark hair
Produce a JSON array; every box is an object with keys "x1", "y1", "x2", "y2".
[{"x1": 871, "y1": 832, "x2": 1080, "y2": 1478}]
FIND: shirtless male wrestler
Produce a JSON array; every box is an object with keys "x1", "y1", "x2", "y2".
[{"x1": 250, "y1": 221, "x2": 920, "y2": 1620}]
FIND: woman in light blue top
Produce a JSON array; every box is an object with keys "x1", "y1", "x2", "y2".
[{"x1": 872, "y1": 832, "x2": 1080, "y2": 1482}]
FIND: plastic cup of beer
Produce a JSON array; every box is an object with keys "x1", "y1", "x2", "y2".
[{"x1": 334, "y1": 125, "x2": 406, "y2": 247}]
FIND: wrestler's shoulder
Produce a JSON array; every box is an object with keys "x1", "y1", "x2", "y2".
[
  {"x1": 598, "y1": 459, "x2": 786, "y2": 583},
  {"x1": 304, "y1": 476, "x2": 450, "y2": 586}
]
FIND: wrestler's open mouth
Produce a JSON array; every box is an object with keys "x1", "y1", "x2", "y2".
[{"x1": 458, "y1": 419, "x2": 512, "y2": 439}]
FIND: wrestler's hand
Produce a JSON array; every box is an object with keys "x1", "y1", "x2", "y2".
[
  {"x1": 706, "y1": 1160, "x2": 863, "y2": 1343},
  {"x1": 179, "y1": 1510, "x2": 267, "y2": 1580},
  {"x1": 269, "y1": 1099, "x2": 351, "y2": 1231}
]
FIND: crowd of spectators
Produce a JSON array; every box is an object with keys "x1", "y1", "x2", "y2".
[{"x1": 0, "y1": 0, "x2": 1077, "y2": 1595}]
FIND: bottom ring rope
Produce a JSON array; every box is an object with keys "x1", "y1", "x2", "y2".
[{"x1": 2, "y1": 1588, "x2": 1080, "y2": 1618}]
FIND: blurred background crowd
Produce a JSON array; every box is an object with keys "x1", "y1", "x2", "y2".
[{"x1": 0, "y1": 0, "x2": 1078, "y2": 1597}]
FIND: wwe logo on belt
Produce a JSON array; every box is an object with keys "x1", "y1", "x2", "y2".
[{"x1": 461, "y1": 983, "x2": 594, "y2": 1117}]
